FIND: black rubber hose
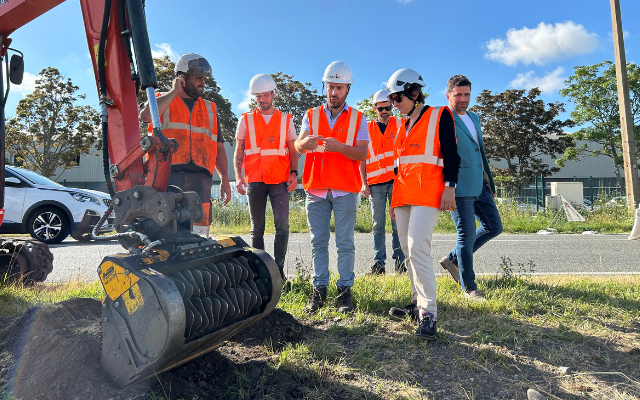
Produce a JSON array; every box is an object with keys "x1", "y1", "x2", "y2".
[{"x1": 98, "y1": 0, "x2": 115, "y2": 197}]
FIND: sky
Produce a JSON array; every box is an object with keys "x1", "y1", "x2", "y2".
[{"x1": 5, "y1": 0, "x2": 640, "y2": 131}]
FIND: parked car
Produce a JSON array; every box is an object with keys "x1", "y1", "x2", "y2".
[{"x1": 1, "y1": 166, "x2": 114, "y2": 244}]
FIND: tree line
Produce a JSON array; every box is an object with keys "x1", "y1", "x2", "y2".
[{"x1": 6, "y1": 60, "x2": 640, "y2": 194}]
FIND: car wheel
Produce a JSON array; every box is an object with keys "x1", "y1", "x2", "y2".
[{"x1": 27, "y1": 207, "x2": 69, "y2": 244}]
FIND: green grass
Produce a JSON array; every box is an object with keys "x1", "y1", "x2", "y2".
[{"x1": 208, "y1": 195, "x2": 635, "y2": 236}]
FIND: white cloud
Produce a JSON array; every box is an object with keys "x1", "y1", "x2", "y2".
[
  {"x1": 9, "y1": 72, "x2": 38, "y2": 96},
  {"x1": 237, "y1": 90, "x2": 253, "y2": 112},
  {"x1": 151, "y1": 43, "x2": 178, "y2": 60},
  {"x1": 509, "y1": 67, "x2": 566, "y2": 93},
  {"x1": 485, "y1": 21, "x2": 599, "y2": 66}
]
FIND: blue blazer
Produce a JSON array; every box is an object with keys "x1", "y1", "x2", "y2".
[{"x1": 452, "y1": 110, "x2": 495, "y2": 197}]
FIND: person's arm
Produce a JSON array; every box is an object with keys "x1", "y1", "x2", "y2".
[
  {"x1": 438, "y1": 108, "x2": 460, "y2": 211},
  {"x1": 360, "y1": 160, "x2": 370, "y2": 198},
  {"x1": 322, "y1": 113, "x2": 369, "y2": 160},
  {"x1": 216, "y1": 142, "x2": 231, "y2": 205},
  {"x1": 234, "y1": 139, "x2": 246, "y2": 195},
  {"x1": 286, "y1": 139, "x2": 298, "y2": 192},
  {"x1": 139, "y1": 76, "x2": 185, "y2": 122}
]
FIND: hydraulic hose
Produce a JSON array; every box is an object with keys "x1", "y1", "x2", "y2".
[{"x1": 97, "y1": 0, "x2": 116, "y2": 197}]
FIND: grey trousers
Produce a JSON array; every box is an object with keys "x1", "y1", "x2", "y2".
[{"x1": 247, "y1": 182, "x2": 289, "y2": 268}]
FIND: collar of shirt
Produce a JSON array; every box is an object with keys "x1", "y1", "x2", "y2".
[{"x1": 324, "y1": 101, "x2": 349, "y2": 119}]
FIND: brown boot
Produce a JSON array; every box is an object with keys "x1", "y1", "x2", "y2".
[
  {"x1": 303, "y1": 286, "x2": 327, "y2": 312},
  {"x1": 336, "y1": 286, "x2": 355, "y2": 313}
]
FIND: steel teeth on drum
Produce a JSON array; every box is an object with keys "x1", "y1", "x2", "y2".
[{"x1": 168, "y1": 256, "x2": 262, "y2": 341}]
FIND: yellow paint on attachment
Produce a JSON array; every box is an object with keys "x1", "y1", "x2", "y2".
[
  {"x1": 122, "y1": 284, "x2": 144, "y2": 315},
  {"x1": 213, "y1": 236, "x2": 236, "y2": 248},
  {"x1": 142, "y1": 249, "x2": 170, "y2": 264},
  {"x1": 99, "y1": 260, "x2": 139, "y2": 301}
]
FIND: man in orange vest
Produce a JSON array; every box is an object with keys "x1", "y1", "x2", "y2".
[
  {"x1": 294, "y1": 61, "x2": 369, "y2": 313},
  {"x1": 140, "y1": 53, "x2": 231, "y2": 237},
  {"x1": 360, "y1": 89, "x2": 406, "y2": 275},
  {"x1": 234, "y1": 74, "x2": 298, "y2": 279}
]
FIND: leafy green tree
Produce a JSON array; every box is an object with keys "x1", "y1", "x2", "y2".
[
  {"x1": 471, "y1": 88, "x2": 574, "y2": 194},
  {"x1": 247, "y1": 72, "x2": 324, "y2": 132},
  {"x1": 137, "y1": 55, "x2": 238, "y2": 143},
  {"x1": 6, "y1": 67, "x2": 101, "y2": 178},
  {"x1": 559, "y1": 61, "x2": 640, "y2": 187}
]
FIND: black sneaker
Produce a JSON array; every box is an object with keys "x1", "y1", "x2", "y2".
[
  {"x1": 369, "y1": 262, "x2": 385, "y2": 275},
  {"x1": 394, "y1": 259, "x2": 407, "y2": 274},
  {"x1": 389, "y1": 302, "x2": 418, "y2": 321},
  {"x1": 415, "y1": 312, "x2": 437, "y2": 339},
  {"x1": 303, "y1": 286, "x2": 327, "y2": 312}
]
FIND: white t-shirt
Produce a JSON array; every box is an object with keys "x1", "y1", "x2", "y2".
[
  {"x1": 235, "y1": 112, "x2": 297, "y2": 141},
  {"x1": 459, "y1": 113, "x2": 479, "y2": 144}
]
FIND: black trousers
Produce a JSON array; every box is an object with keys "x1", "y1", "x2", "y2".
[{"x1": 247, "y1": 182, "x2": 289, "y2": 268}]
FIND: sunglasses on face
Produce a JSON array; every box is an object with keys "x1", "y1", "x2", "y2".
[
  {"x1": 389, "y1": 93, "x2": 403, "y2": 103},
  {"x1": 376, "y1": 106, "x2": 392, "y2": 112}
]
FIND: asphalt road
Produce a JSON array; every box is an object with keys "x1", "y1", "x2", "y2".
[{"x1": 46, "y1": 233, "x2": 640, "y2": 283}]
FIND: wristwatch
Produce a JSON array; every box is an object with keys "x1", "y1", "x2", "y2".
[
  {"x1": 290, "y1": 170, "x2": 299, "y2": 176},
  {"x1": 444, "y1": 181, "x2": 456, "y2": 188}
]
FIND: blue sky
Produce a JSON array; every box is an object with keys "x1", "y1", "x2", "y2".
[{"x1": 5, "y1": 0, "x2": 640, "y2": 130}]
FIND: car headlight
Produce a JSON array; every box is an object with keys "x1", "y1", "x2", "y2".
[{"x1": 70, "y1": 192, "x2": 101, "y2": 205}]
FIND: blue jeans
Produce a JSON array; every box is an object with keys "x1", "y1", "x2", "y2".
[
  {"x1": 306, "y1": 191, "x2": 357, "y2": 288},
  {"x1": 369, "y1": 182, "x2": 404, "y2": 265},
  {"x1": 446, "y1": 184, "x2": 503, "y2": 291}
]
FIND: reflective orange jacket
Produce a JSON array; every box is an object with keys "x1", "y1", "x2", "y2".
[
  {"x1": 302, "y1": 105, "x2": 363, "y2": 193},
  {"x1": 242, "y1": 110, "x2": 292, "y2": 184},
  {"x1": 392, "y1": 106, "x2": 450, "y2": 209},
  {"x1": 149, "y1": 96, "x2": 218, "y2": 175},
  {"x1": 365, "y1": 117, "x2": 404, "y2": 185}
]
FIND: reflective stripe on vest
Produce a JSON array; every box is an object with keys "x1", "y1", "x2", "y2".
[
  {"x1": 161, "y1": 100, "x2": 217, "y2": 141},
  {"x1": 365, "y1": 116, "x2": 403, "y2": 181},
  {"x1": 245, "y1": 112, "x2": 289, "y2": 157},
  {"x1": 398, "y1": 108, "x2": 443, "y2": 167}
]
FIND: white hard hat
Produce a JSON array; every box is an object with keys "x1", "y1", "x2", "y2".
[
  {"x1": 323, "y1": 61, "x2": 353, "y2": 84},
  {"x1": 372, "y1": 89, "x2": 390, "y2": 105},
  {"x1": 175, "y1": 53, "x2": 212, "y2": 77},
  {"x1": 386, "y1": 68, "x2": 425, "y2": 94},
  {"x1": 249, "y1": 74, "x2": 277, "y2": 95}
]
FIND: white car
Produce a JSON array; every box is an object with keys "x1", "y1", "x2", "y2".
[{"x1": 1, "y1": 166, "x2": 115, "y2": 244}]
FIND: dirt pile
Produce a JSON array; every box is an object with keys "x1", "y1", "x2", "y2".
[{"x1": 0, "y1": 299, "x2": 306, "y2": 400}]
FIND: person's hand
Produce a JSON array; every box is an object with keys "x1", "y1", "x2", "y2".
[
  {"x1": 220, "y1": 180, "x2": 232, "y2": 206},
  {"x1": 322, "y1": 137, "x2": 344, "y2": 153},
  {"x1": 170, "y1": 75, "x2": 186, "y2": 97},
  {"x1": 301, "y1": 135, "x2": 322, "y2": 151},
  {"x1": 236, "y1": 176, "x2": 247, "y2": 196},
  {"x1": 389, "y1": 207, "x2": 396, "y2": 220},
  {"x1": 286, "y1": 173, "x2": 297, "y2": 192},
  {"x1": 440, "y1": 186, "x2": 456, "y2": 211},
  {"x1": 361, "y1": 183, "x2": 370, "y2": 198}
]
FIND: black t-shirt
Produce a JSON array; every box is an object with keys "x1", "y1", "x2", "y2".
[{"x1": 405, "y1": 106, "x2": 460, "y2": 184}]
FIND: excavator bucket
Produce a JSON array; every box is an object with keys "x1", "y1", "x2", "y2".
[{"x1": 98, "y1": 235, "x2": 282, "y2": 387}]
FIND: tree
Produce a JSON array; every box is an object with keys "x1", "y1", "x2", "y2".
[
  {"x1": 6, "y1": 67, "x2": 101, "y2": 178},
  {"x1": 559, "y1": 61, "x2": 640, "y2": 187},
  {"x1": 470, "y1": 88, "x2": 574, "y2": 194},
  {"x1": 247, "y1": 72, "x2": 324, "y2": 132},
  {"x1": 137, "y1": 55, "x2": 238, "y2": 143}
]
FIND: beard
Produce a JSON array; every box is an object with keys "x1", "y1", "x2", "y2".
[
  {"x1": 184, "y1": 82, "x2": 204, "y2": 99},
  {"x1": 328, "y1": 94, "x2": 347, "y2": 109},
  {"x1": 259, "y1": 101, "x2": 273, "y2": 111}
]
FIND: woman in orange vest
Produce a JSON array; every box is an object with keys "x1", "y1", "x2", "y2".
[{"x1": 385, "y1": 68, "x2": 460, "y2": 339}]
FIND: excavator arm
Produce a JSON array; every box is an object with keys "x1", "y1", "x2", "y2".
[{"x1": 1, "y1": 0, "x2": 282, "y2": 387}]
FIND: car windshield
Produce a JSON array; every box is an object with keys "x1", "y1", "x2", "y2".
[{"x1": 9, "y1": 167, "x2": 64, "y2": 187}]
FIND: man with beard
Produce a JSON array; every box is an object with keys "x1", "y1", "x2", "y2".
[
  {"x1": 295, "y1": 61, "x2": 369, "y2": 313},
  {"x1": 234, "y1": 74, "x2": 298, "y2": 279},
  {"x1": 140, "y1": 53, "x2": 231, "y2": 237},
  {"x1": 360, "y1": 89, "x2": 406, "y2": 275},
  {"x1": 439, "y1": 74, "x2": 502, "y2": 300}
]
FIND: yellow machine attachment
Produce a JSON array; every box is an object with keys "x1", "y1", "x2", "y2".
[{"x1": 98, "y1": 235, "x2": 282, "y2": 387}]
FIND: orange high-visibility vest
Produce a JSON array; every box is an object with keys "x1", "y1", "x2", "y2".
[
  {"x1": 365, "y1": 117, "x2": 404, "y2": 185},
  {"x1": 391, "y1": 106, "x2": 450, "y2": 209},
  {"x1": 242, "y1": 110, "x2": 292, "y2": 184},
  {"x1": 149, "y1": 96, "x2": 218, "y2": 175},
  {"x1": 302, "y1": 105, "x2": 363, "y2": 193}
]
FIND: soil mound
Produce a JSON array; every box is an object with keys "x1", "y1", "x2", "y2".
[{"x1": 0, "y1": 299, "x2": 305, "y2": 400}]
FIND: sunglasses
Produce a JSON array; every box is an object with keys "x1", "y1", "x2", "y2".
[
  {"x1": 376, "y1": 106, "x2": 392, "y2": 112},
  {"x1": 389, "y1": 93, "x2": 403, "y2": 103}
]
